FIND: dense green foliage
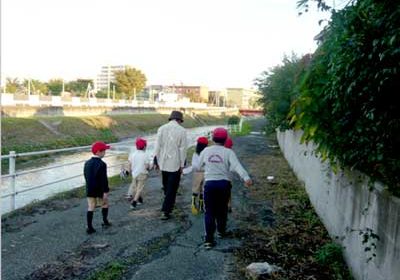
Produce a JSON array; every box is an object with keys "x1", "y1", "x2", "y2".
[
  {"x1": 227, "y1": 115, "x2": 240, "y2": 125},
  {"x1": 258, "y1": 0, "x2": 400, "y2": 194},
  {"x1": 291, "y1": 0, "x2": 400, "y2": 193},
  {"x1": 255, "y1": 54, "x2": 310, "y2": 132},
  {"x1": 114, "y1": 66, "x2": 147, "y2": 100}
]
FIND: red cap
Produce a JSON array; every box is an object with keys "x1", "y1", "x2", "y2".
[
  {"x1": 212, "y1": 127, "x2": 228, "y2": 141},
  {"x1": 197, "y1": 137, "x2": 209, "y2": 145},
  {"x1": 135, "y1": 137, "x2": 147, "y2": 150},
  {"x1": 224, "y1": 137, "x2": 233, "y2": 149},
  {"x1": 91, "y1": 141, "x2": 110, "y2": 154}
]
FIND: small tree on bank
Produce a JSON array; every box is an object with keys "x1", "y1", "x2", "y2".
[{"x1": 114, "y1": 66, "x2": 147, "y2": 100}]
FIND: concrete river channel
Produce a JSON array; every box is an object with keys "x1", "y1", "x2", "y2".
[{"x1": 1, "y1": 125, "x2": 223, "y2": 214}]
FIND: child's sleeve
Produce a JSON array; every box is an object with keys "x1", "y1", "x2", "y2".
[
  {"x1": 101, "y1": 162, "x2": 110, "y2": 193},
  {"x1": 191, "y1": 153, "x2": 200, "y2": 171},
  {"x1": 127, "y1": 154, "x2": 132, "y2": 171},
  {"x1": 228, "y1": 150, "x2": 250, "y2": 182},
  {"x1": 198, "y1": 150, "x2": 206, "y2": 169},
  {"x1": 147, "y1": 152, "x2": 153, "y2": 170}
]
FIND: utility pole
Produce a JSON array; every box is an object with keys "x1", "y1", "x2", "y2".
[
  {"x1": 149, "y1": 85, "x2": 152, "y2": 102},
  {"x1": 62, "y1": 80, "x2": 65, "y2": 94},
  {"x1": 28, "y1": 79, "x2": 31, "y2": 95},
  {"x1": 107, "y1": 65, "x2": 111, "y2": 100},
  {"x1": 3, "y1": 77, "x2": 6, "y2": 94},
  {"x1": 113, "y1": 84, "x2": 116, "y2": 100}
]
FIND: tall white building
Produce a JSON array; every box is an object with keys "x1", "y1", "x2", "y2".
[{"x1": 95, "y1": 65, "x2": 127, "y2": 91}]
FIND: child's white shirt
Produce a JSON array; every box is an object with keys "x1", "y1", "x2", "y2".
[
  {"x1": 191, "y1": 153, "x2": 203, "y2": 172},
  {"x1": 129, "y1": 150, "x2": 152, "y2": 178}
]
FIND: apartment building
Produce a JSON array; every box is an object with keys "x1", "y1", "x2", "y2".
[
  {"x1": 226, "y1": 88, "x2": 261, "y2": 109},
  {"x1": 95, "y1": 65, "x2": 127, "y2": 91}
]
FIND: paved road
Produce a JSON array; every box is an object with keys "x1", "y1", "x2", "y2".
[{"x1": 2, "y1": 118, "x2": 271, "y2": 280}]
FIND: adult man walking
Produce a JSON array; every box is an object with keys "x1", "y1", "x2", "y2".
[{"x1": 154, "y1": 110, "x2": 187, "y2": 220}]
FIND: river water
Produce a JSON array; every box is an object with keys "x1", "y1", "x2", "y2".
[{"x1": 1, "y1": 125, "x2": 222, "y2": 214}]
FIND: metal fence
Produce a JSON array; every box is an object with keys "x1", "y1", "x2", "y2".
[{"x1": 0, "y1": 141, "x2": 133, "y2": 212}]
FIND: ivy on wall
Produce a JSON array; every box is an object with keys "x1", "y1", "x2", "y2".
[{"x1": 258, "y1": 0, "x2": 400, "y2": 194}]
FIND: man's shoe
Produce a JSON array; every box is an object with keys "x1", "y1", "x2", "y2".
[
  {"x1": 160, "y1": 213, "x2": 170, "y2": 220},
  {"x1": 204, "y1": 241, "x2": 216, "y2": 250},
  {"x1": 131, "y1": 200, "x2": 137, "y2": 209},
  {"x1": 86, "y1": 227, "x2": 96, "y2": 234},
  {"x1": 138, "y1": 197, "x2": 143, "y2": 204}
]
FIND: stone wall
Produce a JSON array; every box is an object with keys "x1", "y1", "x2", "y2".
[{"x1": 277, "y1": 129, "x2": 400, "y2": 280}]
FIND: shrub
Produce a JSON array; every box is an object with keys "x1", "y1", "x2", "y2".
[
  {"x1": 256, "y1": 53, "x2": 311, "y2": 132},
  {"x1": 290, "y1": 0, "x2": 400, "y2": 194},
  {"x1": 227, "y1": 115, "x2": 240, "y2": 125}
]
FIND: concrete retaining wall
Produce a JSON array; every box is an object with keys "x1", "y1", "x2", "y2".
[
  {"x1": 277, "y1": 129, "x2": 400, "y2": 280},
  {"x1": 1, "y1": 105, "x2": 239, "y2": 118}
]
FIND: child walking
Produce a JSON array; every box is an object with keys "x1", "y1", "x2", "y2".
[
  {"x1": 199, "y1": 128, "x2": 252, "y2": 249},
  {"x1": 84, "y1": 141, "x2": 112, "y2": 234},
  {"x1": 191, "y1": 136, "x2": 209, "y2": 215},
  {"x1": 128, "y1": 137, "x2": 151, "y2": 209}
]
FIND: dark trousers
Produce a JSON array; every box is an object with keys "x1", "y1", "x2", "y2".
[
  {"x1": 161, "y1": 170, "x2": 181, "y2": 215},
  {"x1": 203, "y1": 180, "x2": 231, "y2": 242}
]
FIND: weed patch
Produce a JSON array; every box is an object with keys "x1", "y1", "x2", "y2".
[{"x1": 232, "y1": 133, "x2": 352, "y2": 279}]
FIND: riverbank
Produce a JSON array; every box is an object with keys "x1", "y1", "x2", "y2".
[
  {"x1": 1, "y1": 118, "x2": 352, "y2": 280},
  {"x1": 1, "y1": 113, "x2": 229, "y2": 155}
]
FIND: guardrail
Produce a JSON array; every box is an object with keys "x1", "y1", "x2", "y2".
[{"x1": 0, "y1": 140, "x2": 133, "y2": 212}]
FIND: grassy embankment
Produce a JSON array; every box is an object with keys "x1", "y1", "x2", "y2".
[{"x1": 1, "y1": 113, "x2": 228, "y2": 155}]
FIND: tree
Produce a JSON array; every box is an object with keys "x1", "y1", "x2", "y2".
[
  {"x1": 114, "y1": 66, "x2": 147, "y2": 100},
  {"x1": 5, "y1": 78, "x2": 21, "y2": 93},
  {"x1": 291, "y1": 0, "x2": 400, "y2": 194},
  {"x1": 47, "y1": 79, "x2": 63, "y2": 96},
  {"x1": 22, "y1": 79, "x2": 49, "y2": 95},
  {"x1": 297, "y1": 0, "x2": 332, "y2": 15},
  {"x1": 255, "y1": 53, "x2": 311, "y2": 132},
  {"x1": 67, "y1": 79, "x2": 93, "y2": 97}
]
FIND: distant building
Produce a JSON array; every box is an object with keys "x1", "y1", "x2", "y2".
[
  {"x1": 226, "y1": 88, "x2": 261, "y2": 109},
  {"x1": 158, "y1": 92, "x2": 179, "y2": 102},
  {"x1": 95, "y1": 65, "x2": 128, "y2": 91},
  {"x1": 171, "y1": 85, "x2": 209, "y2": 102},
  {"x1": 208, "y1": 89, "x2": 227, "y2": 106}
]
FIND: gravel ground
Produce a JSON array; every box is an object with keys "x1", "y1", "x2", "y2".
[{"x1": 1, "y1": 118, "x2": 272, "y2": 280}]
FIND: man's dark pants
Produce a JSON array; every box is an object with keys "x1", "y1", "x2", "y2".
[
  {"x1": 203, "y1": 180, "x2": 231, "y2": 243},
  {"x1": 161, "y1": 170, "x2": 181, "y2": 215}
]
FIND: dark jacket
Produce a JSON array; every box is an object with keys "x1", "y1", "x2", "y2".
[{"x1": 84, "y1": 157, "x2": 109, "y2": 197}]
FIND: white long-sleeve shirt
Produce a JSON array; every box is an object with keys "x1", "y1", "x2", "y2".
[
  {"x1": 198, "y1": 145, "x2": 250, "y2": 182},
  {"x1": 154, "y1": 120, "x2": 187, "y2": 172}
]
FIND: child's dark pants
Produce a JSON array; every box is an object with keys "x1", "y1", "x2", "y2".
[{"x1": 204, "y1": 180, "x2": 231, "y2": 243}]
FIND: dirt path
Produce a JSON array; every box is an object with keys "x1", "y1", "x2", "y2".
[{"x1": 1, "y1": 119, "x2": 272, "y2": 280}]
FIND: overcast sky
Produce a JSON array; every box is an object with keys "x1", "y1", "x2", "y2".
[{"x1": 1, "y1": 0, "x2": 331, "y2": 89}]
